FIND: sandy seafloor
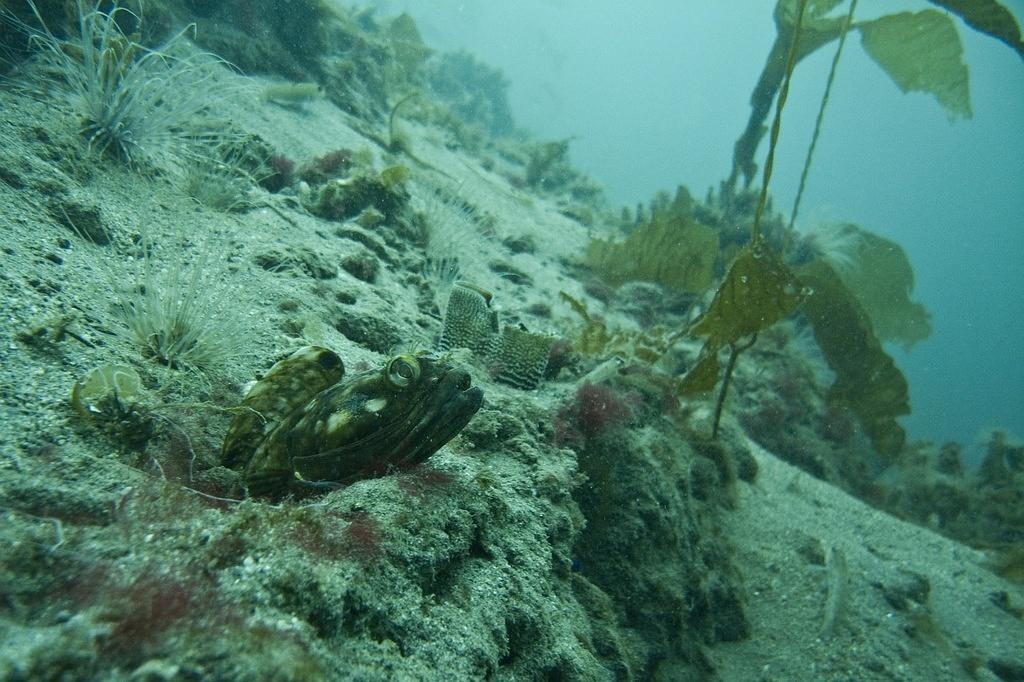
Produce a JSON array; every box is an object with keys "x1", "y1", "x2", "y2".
[{"x1": 1, "y1": 10, "x2": 1023, "y2": 681}]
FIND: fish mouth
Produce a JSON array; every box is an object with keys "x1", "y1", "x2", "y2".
[{"x1": 398, "y1": 369, "x2": 483, "y2": 463}]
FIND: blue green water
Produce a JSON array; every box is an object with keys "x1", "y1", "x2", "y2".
[{"x1": 382, "y1": 0, "x2": 1024, "y2": 457}]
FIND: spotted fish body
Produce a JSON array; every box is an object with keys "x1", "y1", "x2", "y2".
[
  {"x1": 221, "y1": 346, "x2": 344, "y2": 470},
  {"x1": 222, "y1": 346, "x2": 483, "y2": 499}
]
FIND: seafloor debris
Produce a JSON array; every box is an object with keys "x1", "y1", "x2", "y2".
[
  {"x1": 488, "y1": 325, "x2": 556, "y2": 390},
  {"x1": 439, "y1": 282, "x2": 556, "y2": 390},
  {"x1": 71, "y1": 364, "x2": 154, "y2": 449},
  {"x1": 437, "y1": 282, "x2": 498, "y2": 354}
]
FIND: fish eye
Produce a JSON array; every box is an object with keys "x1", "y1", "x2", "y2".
[{"x1": 386, "y1": 355, "x2": 420, "y2": 387}]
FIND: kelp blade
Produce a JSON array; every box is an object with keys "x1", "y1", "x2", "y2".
[
  {"x1": 585, "y1": 213, "x2": 719, "y2": 294},
  {"x1": 679, "y1": 241, "x2": 806, "y2": 396},
  {"x1": 827, "y1": 224, "x2": 932, "y2": 351},
  {"x1": 690, "y1": 241, "x2": 807, "y2": 342},
  {"x1": 859, "y1": 10, "x2": 972, "y2": 121},
  {"x1": 798, "y1": 260, "x2": 910, "y2": 457}
]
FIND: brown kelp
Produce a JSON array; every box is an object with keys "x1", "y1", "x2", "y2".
[
  {"x1": 729, "y1": 0, "x2": 1023, "y2": 191},
  {"x1": 676, "y1": 0, "x2": 811, "y2": 438}
]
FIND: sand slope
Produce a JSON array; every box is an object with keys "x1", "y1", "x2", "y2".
[{"x1": 0, "y1": 20, "x2": 1021, "y2": 680}]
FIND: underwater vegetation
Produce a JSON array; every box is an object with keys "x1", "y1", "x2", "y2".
[
  {"x1": 553, "y1": 6, "x2": 1024, "y2": 612},
  {"x1": 874, "y1": 431, "x2": 1024, "y2": 583},
  {"x1": 1, "y1": 0, "x2": 1021, "y2": 678},
  {"x1": 559, "y1": 291, "x2": 669, "y2": 365},
  {"x1": 709, "y1": 0, "x2": 1022, "y2": 448},
  {"x1": 810, "y1": 224, "x2": 932, "y2": 351},
  {"x1": 728, "y1": 0, "x2": 1024, "y2": 190},
  {"x1": 6, "y1": 1, "x2": 236, "y2": 166},
  {"x1": 168, "y1": 0, "x2": 435, "y2": 125},
  {"x1": 71, "y1": 363, "x2": 155, "y2": 449},
  {"x1": 586, "y1": 188, "x2": 719, "y2": 296},
  {"x1": 574, "y1": 0, "x2": 815, "y2": 446},
  {"x1": 300, "y1": 162, "x2": 410, "y2": 223},
  {"x1": 383, "y1": 12, "x2": 430, "y2": 80},
  {"x1": 552, "y1": 364, "x2": 753, "y2": 675},
  {"x1": 798, "y1": 260, "x2": 910, "y2": 456},
  {"x1": 425, "y1": 50, "x2": 515, "y2": 138},
  {"x1": 554, "y1": 381, "x2": 635, "y2": 450},
  {"x1": 111, "y1": 229, "x2": 246, "y2": 375},
  {"x1": 577, "y1": 0, "x2": 1014, "y2": 458}
]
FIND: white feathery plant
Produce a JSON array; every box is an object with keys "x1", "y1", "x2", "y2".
[
  {"x1": 415, "y1": 177, "x2": 489, "y2": 301},
  {"x1": 20, "y1": 0, "x2": 229, "y2": 166},
  {"x1": 114, "y1": 228, "x2": 245, "y2": 375},
  {"x1": 801, "y1": 223, "x2": 864, "y2": 276}
]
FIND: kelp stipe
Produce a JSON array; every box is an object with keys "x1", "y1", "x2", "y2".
[{"x1": 678, "y1": 0, "x2": 811, "y2": 438}]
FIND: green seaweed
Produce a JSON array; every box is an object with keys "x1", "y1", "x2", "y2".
[
  {"x1": 379, "y1": 163, "x2": 410, "y2": 189},
  {"x1": 787, "y1": 0, "x2": 858, "y2": 233},
  {"x1": 798, "y1": 260, "x2": 910, "y2": 456},
  {"x1": 690, "y1": 244, "x2": 806, "y2": 349},
  {"x1": 71, "y1": 364, "x2": 155, "y2": 449},
  {"x1": 525, "y1": 139, "x2": 573, "y2": 191},
  {"x1": 859, "y1": 10, "x2": 972, "y2": 121},
  {"x1": 729, "y1": 0, "x2": 1007, "y2": 188},
  {"x1": 677, "y1": 0, "x2": 810, "y2": 439},
  {"x1": 386, "y1": 13, "x2": 431, "y2": 78},
  {"x1": 387, "y1": 92, "x2": 420, "y2": 153},
  {"x1": 827, "y1": 224, "x2": 932, "y2": 351},
  {"x1": 987, "y1": 544, "x2": 1024, "y2": 584},
  {"x1": 729, "y1": 0, "x2": 848, "y2": 188},
  {"x1": 425, "y1": 51, "x2": 515, "y2": 138},
  {"x1": 302, "y1": 165, "x2": 409, "y2": 221},
  {"x1": 678, "y1": 241, "x2": 807, "y2": 397},
  {"x1": 559, "y1": 292, "x2": 667, "y2": 363},
  {"x1": 679, "y1": 0, "x2": 956, "y2": 449},
  {"x1": 585, "y1": 206, "x2": 719, "y2": 294},
  {"x1": 926, "y1": 0, "x2": 1024, "y2": 60},
  {"x1": 71, "y1": 364, "x2": 146, "y2": 419}
]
